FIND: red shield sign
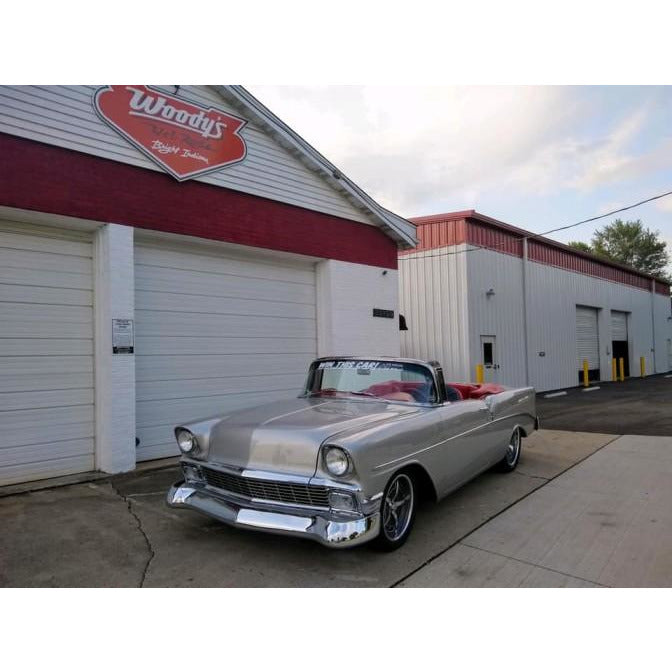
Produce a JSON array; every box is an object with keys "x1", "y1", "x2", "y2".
[{"x1": 93, "y1": 85, "x2": 248, "y2": 181}]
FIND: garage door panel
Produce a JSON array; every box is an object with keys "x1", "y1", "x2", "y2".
[
  {"x1": 0, "y1": 230, "x2": 92, "y2": 257},
  {"x1": 134, "y1": 266, "x2": 315, "y2": 304},
  {"x1": 135, "y1": 290, "x2": 315, "y2": 319},
  {"x1": 0, "y1": 388, "x2": 93, "y2": 412},
  {"x1": 135, "y1": 336, "x2": 316, "y2": 356},
  {"x1": 0, "y1": 356, "x2": 93, "y2": 376},
  {"x1": 0, "y1": 371, "x2": 94, "y2": 393},
  {"x1": 0, "y1": 338, "x2": 93, "y2": 356},
  {"x1": 136, "y1": 246, "x2": 315, "y2": 285},
  {"x1": 0, "y1": 227, "x2": 94, "y2": 486},
  {"x1": 136, "y1": 373, "x2": 307, "y2": 401},
  {"x1": 136, "y1": 354, "x2": 314, "y2": 382},
  {"x1": 0, "y1": 455, "x2": 95, "y2": 487},
  {"x1": 135, "y1": 312, "x2": 314, "y2": 339},
  {"x1": 1, "y1": 420, "x2": 94, "y2": 450},
  {"x1": 1, "y1": 304, "x2": 93, "y2": 339},
  {"x1": 0, "y1": 248, "x2": 92, "y2": 274},
  {"x1": 0, "y1": 266, "x2": 93, "y2": 290},
  {"x1": 0, "y1": 283, "x2": 93, "y2": 306},
  {"x1": 0, "y1": 438, "x2": 94, "y2": 468}
]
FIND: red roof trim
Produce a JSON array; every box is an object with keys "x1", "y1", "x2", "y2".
[
  {"x1": 403, "y1": 210, "x2": 670, "y2": 294},
  {"x1": 0, "y1": 133, "x2": 398, "y2": 270}
]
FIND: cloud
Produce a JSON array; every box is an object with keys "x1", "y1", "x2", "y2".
[{"x1": 249, "y1": 85, "x2": 668, "y2": 217}]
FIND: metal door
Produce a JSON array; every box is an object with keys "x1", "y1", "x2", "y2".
[{"x1": 480, "y1": 335, "x2": 498, "y2": 382}]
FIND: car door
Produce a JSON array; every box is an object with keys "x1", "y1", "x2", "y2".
[{"x1": 425, "y1": 398, "x2": 495, "y2": 496}]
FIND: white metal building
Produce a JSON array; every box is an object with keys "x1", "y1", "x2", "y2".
[
  {"x1": 0, "y1": 85, "x2": 416, "y2": 486},
  {"x1": 399, "y1": 210, "x2": 672, "y2": 392}
]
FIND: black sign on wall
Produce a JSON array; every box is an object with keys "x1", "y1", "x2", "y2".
[{"x1": 372, "y1": 308, "x2": 395, "y2": 319}]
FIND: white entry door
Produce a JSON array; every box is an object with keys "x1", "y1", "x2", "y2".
[
  {"x1": 134, "y1": 242, "x2": 318, "y2": 461},
  {"x1": 480, "y1": 335, "x2": 498, "y2": 382}
]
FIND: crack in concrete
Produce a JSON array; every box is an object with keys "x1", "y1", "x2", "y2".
[
  {"x1": 459, "y1": 542, "x2": 608, "y2": 587},
  {"x1": 110, "y1": 481, "x2": 155, "y2": 588}
]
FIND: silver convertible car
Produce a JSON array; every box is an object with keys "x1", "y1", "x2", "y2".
[{"x1": 167, "y1": 356, "x2": 537, "y2": 551}]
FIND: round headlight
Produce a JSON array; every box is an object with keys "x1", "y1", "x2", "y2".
[
  {"x1": 176, "y1": 429, "x2": 197, "y2": 454},
  {"x1": 325, "y1": 446, "x2": 350, "y2": 476}
]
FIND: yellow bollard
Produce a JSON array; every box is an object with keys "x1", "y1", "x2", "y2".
[
  {"x1": 582, "y1": 359, "x2": 589, "y2": 388},
  {"x1": 612, "y1": 358, "x2": 617, "y2": 382},
  {"x1": 619, "y1": 357, "x2": 625, "y2": 382},
  {"x1": 640, "y1": 356, "x2": 646, "y2": 377},
  {"x1": 475, "y1": 364, "x2": 484, "y2": 384}
]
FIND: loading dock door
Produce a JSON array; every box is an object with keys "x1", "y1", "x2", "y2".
[
  {"x1": 576, "y1": 306, "x2": 600, "y2": 382},
  {"x1": 611, "y1": 311, "x2": 629, "y2": 377}
]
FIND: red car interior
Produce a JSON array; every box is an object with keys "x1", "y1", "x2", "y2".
[{"x1": 360, "y1": 380, "x2": 504, "y2": 402}]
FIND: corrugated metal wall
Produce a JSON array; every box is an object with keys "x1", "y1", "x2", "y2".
[
  {"x1": 399, "y1": 245, "x2": 471, "y2": 381},
  {"x1": 466, "y1": 249, "x2": 527, "y2": 387},
  {"x1": 401, "y1": 245, "x2": 672, "y2": 393}
]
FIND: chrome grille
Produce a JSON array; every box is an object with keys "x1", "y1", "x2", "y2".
[{"x1": 201, "y1": 467, "x2": 329, "y2": 508}]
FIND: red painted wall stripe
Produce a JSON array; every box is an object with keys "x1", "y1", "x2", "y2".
[
  {"x1": 0, "y1": 133, "x2": 398, "y2": 269},
  {"x1": 403, "y1": 214, "x2": 670, "y2": 294}
]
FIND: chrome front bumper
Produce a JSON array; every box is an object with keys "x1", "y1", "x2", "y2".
[{"x1": 167, "y1": 481, "x2": 380, "y2": 549}]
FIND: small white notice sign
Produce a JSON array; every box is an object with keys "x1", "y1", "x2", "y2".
[{"x1": 112, "y1": 319, "x2": 134, "y2": 354}]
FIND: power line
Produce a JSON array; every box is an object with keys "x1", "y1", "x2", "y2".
[{"x1": 398, "y1": 188, "x2": 672, "y2": 261}]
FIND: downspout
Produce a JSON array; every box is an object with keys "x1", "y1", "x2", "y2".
[
  {"x1": 651, "y1": 278, "x2": 657, "y2": 374},
  {"x1": 522, "y1": 238, "x2": 530, "y2": 386}
]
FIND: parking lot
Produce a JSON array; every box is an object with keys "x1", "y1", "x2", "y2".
[
  {"x1": 537, "y1": 374, "x2": 672, "y2": 435},
  {"x1": 4, "y1": 427, "x2": 671, "y2": 588}
]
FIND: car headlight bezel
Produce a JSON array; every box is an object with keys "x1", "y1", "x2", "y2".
[
  {"x1": 324, "y1": 445, "x2": 352, "y2": 477},
  {"x1": 175, "y1": 428, "x2": 198, "y2": 455}
]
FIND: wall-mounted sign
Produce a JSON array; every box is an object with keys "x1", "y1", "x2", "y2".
[
  {"x1": 372, "y1": 308, "x2": 395, "y2": 319},
  {"x1": 93, "y1": 85, "x2": 248, "y2": 181},
  {"x1": 112, "y1": 318, "x2": 134, "y2": 354}
]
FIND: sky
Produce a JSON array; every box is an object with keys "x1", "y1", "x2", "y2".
[{"x1": 249, "y1": 86, "x2": 672, "y2": 262}]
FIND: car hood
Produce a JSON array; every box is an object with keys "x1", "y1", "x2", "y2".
[{"x1": 204, "y1": 396, "x2": 421, "y2": 477}]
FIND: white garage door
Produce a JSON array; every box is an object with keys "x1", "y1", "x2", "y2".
[
  {"x1": 576, "y1": 305, "x2": 600, "y2": 370},
  {"x1": 611, "y1": 311, "x2": 628, "y2": 341},
  {"x1": 134, "y1": 243, "x2": 317, "y2": 461},
  {"x1": 0, "y1": 223, "x2": 95, "y2": 486}
]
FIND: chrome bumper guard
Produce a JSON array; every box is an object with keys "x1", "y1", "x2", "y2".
[{"x1": 167, "y1": 481, "x2": 380, "y2": 549}]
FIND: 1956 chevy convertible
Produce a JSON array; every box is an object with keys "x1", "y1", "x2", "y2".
[{"x1": 167, "y1": 356, "x2": 538, "y2": 551}]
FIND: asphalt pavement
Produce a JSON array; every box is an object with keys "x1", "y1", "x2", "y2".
[{"x1": 537, "y1": 373, "x2": 672, "y2": 436}]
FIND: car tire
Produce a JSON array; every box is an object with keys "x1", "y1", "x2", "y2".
[
  {"x1": 495, "y1": 427, "x2": 522, "y2": 473},
  {"x1": 372, "y1": 470, "x2": 417, "y2": 552}
]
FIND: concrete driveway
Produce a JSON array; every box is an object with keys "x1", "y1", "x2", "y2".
[{"x1": 2, "y1": 429, "x2": 670, "y2": 587}]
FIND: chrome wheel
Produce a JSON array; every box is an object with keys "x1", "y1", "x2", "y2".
[
  {"x1": 506, "y1": 428, "x2": 521, "y2": 467},
  {"x1": 381, "y1": 473, "x2": 414, "y2": 542}
]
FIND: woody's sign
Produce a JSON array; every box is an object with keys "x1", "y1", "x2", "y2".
[{"x1": 93, "y1": 85, "x2": 248, "y2": 181}]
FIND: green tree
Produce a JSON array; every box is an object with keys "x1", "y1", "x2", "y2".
[
  {"x1": 568, "y1": 219, "x2": 670, "y2": 281},
  {"x1": 568, "y1": 240, "x2": 592, "y2": 253}
]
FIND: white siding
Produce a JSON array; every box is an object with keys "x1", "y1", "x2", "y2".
[
  {"x1": 0, "y1": 222, "x2": 95, "y2": 485},
  {"x1": 316, "y1": 260, "x2": 400, "y2": 358},
  {"x1": 399, "y1": 246, "x2": 471, "y2": 381},
  {"x1": 0, "y1": 85, "x2": 375, "y2": 226},
  {"x1": 134, "y1": 241, "x2": 317, "y2": 461}
]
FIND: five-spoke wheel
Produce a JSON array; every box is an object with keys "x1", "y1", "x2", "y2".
[{"x1": 374, "y1": 471, "x2": 416, "y2": 551}]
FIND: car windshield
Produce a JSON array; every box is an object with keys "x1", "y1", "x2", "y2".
[{"x1": 305, "y1": 360, "x2": 437, "y2": 404}]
